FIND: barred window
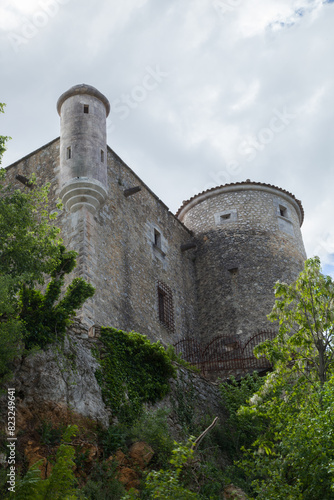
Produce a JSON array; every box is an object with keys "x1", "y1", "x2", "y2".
[{"x1": 157, "y1": 281, "x2": 175, "y2": 332}]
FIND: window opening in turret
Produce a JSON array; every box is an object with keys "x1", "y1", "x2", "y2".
[
  {"x1": 67, "y1": 146, "x2": 72, "y2": 159},
  {"x1": 279, "y1": 205, "x2": 287, "y2": 218},
  {"x1": 84, "y1": 104, "x2": 89, "y2": 114},
  {"x1": 228, "y1": 267, "x2": 238, "y2": 275},
  {"x1": 101, "y1": 150, "x2": 104, "y2": 163},
  {"x1": 220, "y1": 213, "x2": 231, "y2": 221},
  {"x1": 157, "y1": 281, "x2": 175, "y2": 332}
]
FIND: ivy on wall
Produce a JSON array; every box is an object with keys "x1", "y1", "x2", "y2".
[{"x1": 94, "y1": 327, "x2": 176, "y2": 424}]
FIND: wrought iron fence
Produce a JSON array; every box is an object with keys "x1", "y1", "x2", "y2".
[{"x1": 173, "y1": 330, "x2": 277, "y2": 378}]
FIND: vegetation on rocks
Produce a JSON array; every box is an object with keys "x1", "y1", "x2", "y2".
[{"x1": 94, "y1": 327, "x2": 176, "y2": 425}]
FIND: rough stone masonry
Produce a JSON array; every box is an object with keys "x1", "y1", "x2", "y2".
[{"x1": 5, "y1": 84, "x2": 306, "y2": 361}]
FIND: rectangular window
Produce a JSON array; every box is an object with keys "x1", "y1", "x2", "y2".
[
  {"x1": 84, "y1": 104, "x2": 89, "y2": 114},
  {"x1": 158, "y1": 288, "x2": 165, "y2": 323},
  {"x1": 101, "y1": 149, "x2": 104, "y2": 163},
  {"x1": 279, "y1": 205, "x2": 287, "y2": 218},
  {"x1": 157, "y1": 281, "x2": 175, "y2": 332},
  {"x1": 67, "y1": 146, "x2": 72, "y2": 159},
  {"x1": 228, "y1": 267, "x2": 238, "y2": 275},
  {"x1": 215, "y1": 209, "x2": 237, "y2": 225},
  {"x1": 154, "y1": 229, "x2": 162, "y2": 249}
]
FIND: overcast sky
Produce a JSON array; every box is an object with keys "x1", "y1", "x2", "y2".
[{"x1": 1, "y1": 0, "x2": 334, "y2": 274}]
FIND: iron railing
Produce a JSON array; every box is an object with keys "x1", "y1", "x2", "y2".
[{"x1": 174, "y1": 330, "x2": 276, "y2": 378}]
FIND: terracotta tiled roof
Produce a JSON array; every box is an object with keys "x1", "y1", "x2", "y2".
[{"x1": 176, "y1": 180, "x2": 304, "y2": 224}]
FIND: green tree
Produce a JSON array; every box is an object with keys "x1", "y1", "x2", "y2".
[{"x1": 238, "y1": 257, "x2": 334, "y2": 499}]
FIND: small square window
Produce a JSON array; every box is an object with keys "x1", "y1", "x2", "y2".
[
  {"x1": 279, "y1": 205, "x2": 287, "y2": 218},
  {"x1": 101, "y1": 150, "x2": 104, "y2": 163},
  {"x1": 66, "y1": 146, "x2": 72, "y2": 159},
  {"x1": 84, "y1": 104, "x2": 89, "y2": 114},
  {"x1": 215, "y1": 209, "x2": 237, "y2": 226}
]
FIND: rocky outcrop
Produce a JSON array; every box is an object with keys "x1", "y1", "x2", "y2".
[
  {"x1": 109, "y1": 442, "x2": 154, "y2": 491},
  {"x1": 1, "y1": 322, "x2": 225, "y2": 435},
  {"x1": 6, "y1": 331, "x2": 109, "y2": 428}
]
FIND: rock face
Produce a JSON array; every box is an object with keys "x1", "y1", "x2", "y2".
[
  {"x1": 11, "y1": 333, "x2": 109, "y2": 427},
  {"x1": 109, "y1": 442, "x2": 154, "y2": 491},
  {"x1": 129, "y1": 442, "x2": 154, "y2": 469}
]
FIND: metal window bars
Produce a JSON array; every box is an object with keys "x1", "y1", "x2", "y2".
[{"x1": 157, "y1": 280, "x2": 175, "y2": 333}]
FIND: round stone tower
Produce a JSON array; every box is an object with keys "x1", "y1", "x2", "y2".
[
  {"x1": 177, "y1": 180, "x2": 306, "y2": 345},
  {"x1": 57, "y1": 84, "x2": 110, "y2": 213}
]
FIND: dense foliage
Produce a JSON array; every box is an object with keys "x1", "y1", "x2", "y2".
[
  {"x1": 95, "y1": 327, "x2": 176, "y2": 424},
  {"x1": 123, "y1": 438, "x2": 200, "y2": 500},
  {"x1": 236, "y1": 257, "x2": 334, "y2": 498},
  {"x1": 6, "y1": 426, "x2": 80, "y2": 499},
  {"x1": 219, "y1": 373, "x2": 265, "y2": 464}
]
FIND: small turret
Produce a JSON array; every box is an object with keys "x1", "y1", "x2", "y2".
[{"x1": 57, "y1": 84, "x2": 110, "y2": 213}]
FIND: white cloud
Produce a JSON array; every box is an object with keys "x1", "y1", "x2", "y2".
[{"x1": 1, "y1": 0, "x2": 334, "y2": 268}]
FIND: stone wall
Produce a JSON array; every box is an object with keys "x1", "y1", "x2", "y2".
[
  {"x1": 151, "y1": 364, "x2": 225, "y2": 438},
  {"x1": 4, "y1": 140, "x2": 198, "y2": 345},
  {"x1": 0, "y1": 324, "x2": 224, "y2": 436},
  {"x1": 81, "y1": 147, "x2": 198, "y2": 344}
]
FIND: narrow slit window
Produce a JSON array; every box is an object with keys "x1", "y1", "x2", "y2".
[
  {"x1": 101, "y1": 150, "x2": 104, "y2": 163},
  {"x1": 157, "y1": 281, "x2": 175, "y2": 332},
  {"x1": 220, "y1": 213, "x2": 231, "y2": 221},
  {"x1": 84, "y1": 104, "x2": 89, "y2": 114},
  {"x1": 228, "y1": 267, "x2": 238, "y2": 276},
  {"x1": 154, "y1": 229, "x2": 162, "y2": 249},
  {"x1": 67, "y1": 146, "x2": 72, "y2": 159}
]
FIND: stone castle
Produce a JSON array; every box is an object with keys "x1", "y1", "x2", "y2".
[{"x1": 5, "y1": 84, "x2": 307, "y2": 358}]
